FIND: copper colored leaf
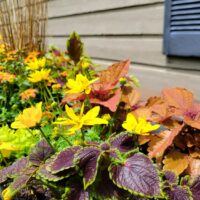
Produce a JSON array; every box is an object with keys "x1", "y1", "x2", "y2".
[
  {"x1": 163, "y1": 151, "x2": 188, "y2": 176},
  {"x1": 121, "y1": 86, "x2": 140, "y2": 108},
  {"x1": 67, "y1": 32, "x2": 83, "y2": 64},
  {"x1": 138, "y1": 135, "x2": 152, "y2": 145},
  {"x1": 75, "y1": 147, "x2": 101, "y2": 190},
  {"x1": 99, "y1": 59, "x2": 130, "y2": 88},
  {"x1": 162, "y1": 87, "x2": 194, "y2": 110},
  {"x1": 109, "y1": 153, "x2": 161, "y2": 197},
  {"x1": 190, "y1": 176, "x2": 200, "y2": 200},
  {"x1": 0, "y1": 157, "x2": 28, "y2": 183},
  {"x1": 29, "y1": 139, "x2": 54, "y2": 166},
  {"x1": 186, "y1": 157, "x2": 200, "y2": 177},
  {"x1": 90, "y1": 89, "x2": 121, "y2": 112},
  {"x1": 184, "y1": 115, "x2": 200, "y2": 130},
  {"x1": 47, "y1": 146, "x2": 81, "y2": 174},
  {"x1": 61, "y1": 93, "x2": 85, "y2": 105},
  {"x1": 148, "y1": 124, "x2": 184, "y2": 159},
  {"x1": 189, "y1": 148, "x2": 200, "y2": 159}
]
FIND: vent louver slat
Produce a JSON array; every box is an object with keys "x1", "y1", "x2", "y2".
[{"x1": 170, "y1": 0, "x2": 200, "y2": 32}]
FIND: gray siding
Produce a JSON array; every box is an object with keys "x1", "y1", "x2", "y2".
[{"x1": 47, "y1": 0, "x2": 200, "y2": 99}]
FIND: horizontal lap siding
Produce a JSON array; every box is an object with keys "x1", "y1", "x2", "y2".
[{"x1": 47, "y1": 0, "x2": 200, "y2": 71}]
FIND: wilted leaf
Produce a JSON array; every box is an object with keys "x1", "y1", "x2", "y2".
[
  {"x1": 90, "y1": 89, "x2": 121, "y2": 112},
  {"x1": 75, "y1": 147, "x2": 101, "y2": 190},
  {"x1": 109, "y1": 132, "x2": 136, "y2": 152},
  {"x1": 67, "y1": 32, "x2": 83, "y2": 64},
  {"x1": 0, "y1": 157, "x2": 28, "y2": 183},
  {"x1": 29, "y1": 139, "x2": 54, "y2": 166},
  {"x1": 163, "y1": 150, "x2": 188, "y2": 176},
  {"x1": 47, "y1": 146, "x2": 81, "y2": 174},
  {"x1": 148, "y1": 124, "x2": 184, "y2": 159},
  {"x1": 109, "y1": 153, "x2": 161, "y2": 197},
  {"x1": 190, "y1": 176, "x2": 200, "y2": 200}
]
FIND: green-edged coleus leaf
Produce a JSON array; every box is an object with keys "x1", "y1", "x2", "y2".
[
  {"x1": 67, "y1": 32, "x2": 83, "y2": 64},
  {"x1": 164, "y1": 171, "x2": 178, "y2": 184},
  {"x1": 37, "y1": 158, "x2": 75, "y2": 182},
  {"x1": 7, "y1": 165, "x2": 37, "y2": 198},
  {"x1": 164, "y1": 185, "x2": 192, "y2": 200},
  {"x1": 109, "y1": 153, "x2": 161, "y2": 198},
  {"x1": 0, "y1": 157, "x2": 28, "y2": 183},
  {"x1": 190, "y1": 176, "x2": 200, "y2": 200},
  {"x1": 65, "y1": 178, "x2": 90, "y2": 200},
  {"x1": 29, "y1": 139, "x2": 54, "y2": 166},
  {"x1": 75, "y1": 147, "x2": 101, "y2": 190},
  {"x1": 93, "y1": 170, "x2": 128, "y2": 200},
  {"x1": 109, "y1": 132, "x2": 136, "y2": 152},
  {"x1": 47, "y1": 146, "x2": 81, "y2": 174}
]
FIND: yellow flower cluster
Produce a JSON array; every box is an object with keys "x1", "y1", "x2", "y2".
[
  {"x1": 26, "y1": 57, "x2": 46, "y2": 70},
  {"x1": 54, "y1": 104, "x2": 108, "y2": 135},
  {"x1": 28, "y1": 69, "x2": 50, "y2": 83},
  {"x1": 122, "y1": 113, "x2": 160, "y2": 135},
  {"x1": 0, "y1": 72, "x2": 15, "y2": 83},
  {"x1": 65, "y1": 74, "x2": 98, "y2": 94}
]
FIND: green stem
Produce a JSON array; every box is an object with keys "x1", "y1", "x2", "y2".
[
  {"x1": 0, "y1": 151, "x2": 8, "y2": 166},
  {"x1": 39, "y1": 127, "x2": 55, "y2": 151},
  {"x1": 60, "y1": 135, "x2": 72, "y2": 146},
  {"x1": 85, "y1": 93, "x2": 92, "y2": 109},
  {"x1": 45, "y1": 84, "x2": 54, "y2": 101},
  {"x1": 81, "y1": 130, "x2": 85, "y2": 145}
]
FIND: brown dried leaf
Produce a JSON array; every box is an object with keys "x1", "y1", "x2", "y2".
[
  {"x1": 189, "y1": 148, "x2": 200, "y2": 159},
  {"x1": 163, "y1": 150, "x2": 188, "y2": 176},
  {"x1": 148, "y1": 124, "x2": 184, "y2": 159}
]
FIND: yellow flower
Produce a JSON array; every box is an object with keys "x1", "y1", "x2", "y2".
[
  {"x1": 54, "y1": 104, "x2": 108, "y2": 135},
  {"x1": 19, "y1": 88, "x2": 38, "y2": 100},
  {"x1": 2, "y1": 187, "x2": 14, "y2": 200},
  {"x1": 0, "y1": 44, "x2": 5, "y2": 53},
  {"x1": 28, "y1": 69, "x2": 50, "y2": 83},
  {"x1": 0, "y1": 34, "x2": 2, "y2": 40},
  {"x1": 26, "y1": 57, "x2": 46, "y2": 70},
  {"x1": 65, "y1": 74, "x2": 98, "y2": 94},
  {"x1": 102, "y1": 114, "x2": 111, "y2": 121},
  {"x1": 0, "y1": 72, "x2": 15, "y2": 83},
  {"x1": 0, "y1": 143, "x2": 19, "y2": 157},
  {"x1": 11, "y1": 102, "x2": 42, "y2": 129},
  {"x1": 122, "y1": 113, "x2": 160, "y2": 135}
]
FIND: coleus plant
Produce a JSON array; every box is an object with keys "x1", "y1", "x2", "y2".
[
  {"x1": 0, "y1": 132, "x2": 166, "y2": 200},
  {"x1": 137, "y1": 87, "x2": 200, "y2": 177}
]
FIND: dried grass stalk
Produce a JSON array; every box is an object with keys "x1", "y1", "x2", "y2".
[{"x1": 0, "y1": 0, "x2": 47, "y2": 51}]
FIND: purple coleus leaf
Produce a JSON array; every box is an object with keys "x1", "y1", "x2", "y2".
[
  {"x1": 75, "y1": 147, "x2": 101, "y2": 190},
  {"x1": 109, "y1": 153, "x2": 161, "y2": 198},
  {"x1": 109, "y1": 132, "x2": 136, "y2": 153},
  {"x1": 9, "y1": 166, "x2": 37, "y2": 194},
  {"x1": 37, "y1": 158, "x2": 74, "y2": 182},
  {"x1": 190, "y1": 176, "x2": 200, "y2": 200},
  {"x1": 164, "y1": 171, "x2": 178, "y2": 184},
  {"x1": 29, "y1": 139, "x2": 54, "y2": 166},
  {"x1": 47, "y1": 146, "x2": 81, "y2": 174},
  {"x1": 164, "y1": 185, "x2": 191, "y2": 200},
  {"x1": 0, "y1": 157, "x2": 28, "y2": 183},
  {"x1": 94, "y1": 170, "x2": 128, "y2": 200},
  {"x1": 66, "y1": 180, "x2": 90, "y2": 200}
]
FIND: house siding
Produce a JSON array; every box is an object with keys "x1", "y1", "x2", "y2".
[{"x1": 47, "y1": 0, "x2": 200, "y2": 99}]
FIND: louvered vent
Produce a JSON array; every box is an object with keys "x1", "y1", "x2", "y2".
[{"x1": 170, "y1": 0, "x2": 200, "y2": 32}]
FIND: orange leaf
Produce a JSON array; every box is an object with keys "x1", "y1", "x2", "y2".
[
  {"x1": 184, "y1": 115, "x2": 200, "y2": 130},
  {"x1": 163, "y1": 150, "x2": 188, "y2": 176},
  {"x1": 148, "y1": 124, "x2": 184, "y2": 159},
  {"x1": 162, "y1": 87, "x2": 194, "y2": 111},
  {"x1": 138, "y1": 135, "x2": 152, "y2": 145},
  {"x1": 121, "y1": 86, "x2": 140, "y2": 108},
  {"x1": 90, "y1": 89, "x2": 121, "y2": 112},
  {"x1": 189, "y1": 148, "x2": 200, "y2": 159},
  {"x1": 99, "y1": 59, "x2": 130, "y2": 88},
  {"x1": 186, "y1": 157, "x2": 200, "y2": 177}
]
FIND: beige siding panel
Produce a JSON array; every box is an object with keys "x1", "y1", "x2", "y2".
[
  {"x1": 48, "y1": 0, "x2": 164, "y2": 18},
  {"x1": 47, "y1": 36, "x2": 166, "y2": 66},
  {"x1": 47, "y1": 36, "x2": 200, "y2": 70},
  {"x1": 47, "y1": 5, "x2": 163, "y2": 36},
  {"x1": 93, "y1": 59, "x2": 200, "y2": 100}
]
